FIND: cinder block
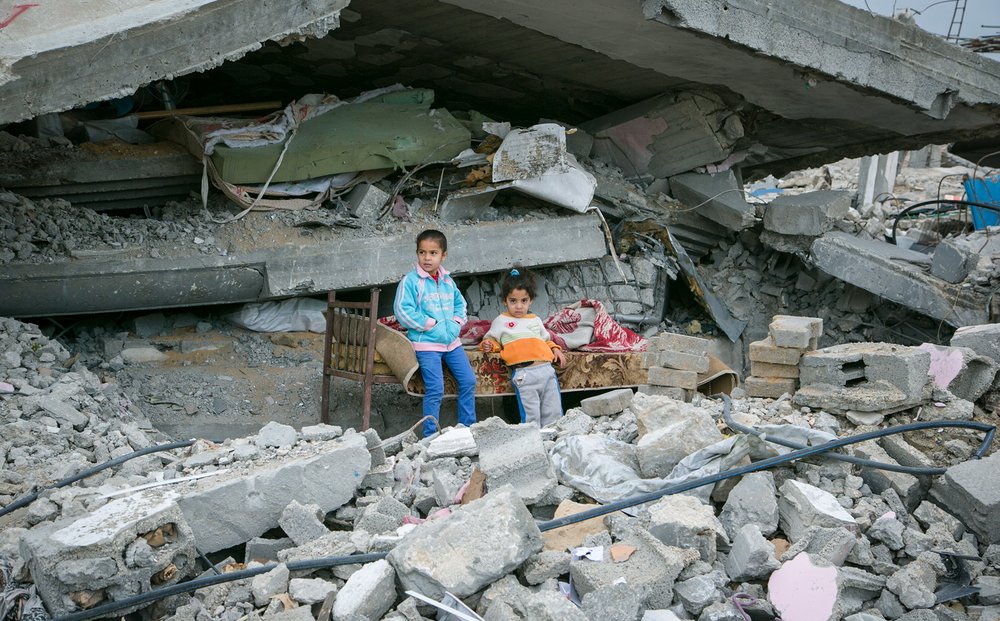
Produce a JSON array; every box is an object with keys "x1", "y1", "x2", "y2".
[
  {"x1": 769, "y1": 316, "x2": 823, "y2": 349},
  {"x1": 652, "y1": 332, "x2": 711, "y2": 355},
  {"x1": 750, "y1": 360, "x2": 800, "y2": 379},
  {"x1": 658, "y1": 349, "x2": 710, "y2": 373},
  {"x1": 638, "y1": 385, "x2": 691, "y2": 401},
  {"x1": 580, "y1": 388, "x2": 635, "y2": 417},
  {"x1": 647, "y1": 367, "x2": 698, "y2": 390},
  {"x1": 744, "y1": 376, "x2": 797, "y2": 399},
  {"x1": 749, "y1": 336, "x2": 807, "y2": 365}
]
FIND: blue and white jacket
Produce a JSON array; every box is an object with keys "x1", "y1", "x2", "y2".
[{"x1": 393, "y1": 265, "x2": 467, "y2": 352}]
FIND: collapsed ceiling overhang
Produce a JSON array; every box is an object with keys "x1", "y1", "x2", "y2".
[{"x1": 2, "y1": 0, "x2": 1000, "y2": 174}]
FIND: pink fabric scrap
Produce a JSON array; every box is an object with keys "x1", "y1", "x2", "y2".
[{"x1": 768, "y1": 552, "x2": 837, "y2": 621}]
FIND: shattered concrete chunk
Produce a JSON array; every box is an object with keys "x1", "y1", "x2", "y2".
[
  {"x1": 256, "y1": 421, "x2": 298, "y2": 448},
  {"x1": 387, "y1": 486, "x2": 543, "y2": 599},
  {"x1": 763, "y1": 191, "x2": 851, "y2": 236},
  {"x1": 930, "y1": 450, "x2": 1000, "y2": 544},
  {"x1": 426, "y1": 426, "x2": 477, "y2": 458},
  {"x1": 719, "y1": 471, "x2": 779, "y2": 539},
  {"x1": 580, "y1": 388, "x2": 634, "y2": 417},
  {"x1": 581, "y1": 582, "x2": 642, "y2": 621},
  {"x1": 636, "y1": 408, "x2": 723, "y2": 478},
  {"x1": 471, "y1": 417, "x2": 556, "y2": 505},
  {"x1": 279, "y1": 500, "x2": 329, "y2": 546},
  {"x1": 725, "y1": 524, "x2": 780, "y2": 581},
  {"x1": 647, "y1": 494, "x2": 727, "y2": 562},
  {"x1": 332, "y1": 559, "x2": 396, "y2": 621},
  {"x1": 175, "y1": 433, "x2": 370, "y2": 552},
  {"x1": 251, "y1": 563, "x2": 289, "y2": 607},
  {"x1": 778, "y1": 480, "x2": 857, "y2": 542}
]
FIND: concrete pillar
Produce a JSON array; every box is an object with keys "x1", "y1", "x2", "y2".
[{"x1": 857, "y1": 152, "x2": 900, "y2": 207}]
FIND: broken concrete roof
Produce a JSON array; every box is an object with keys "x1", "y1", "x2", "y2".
[{"x1": 4, "y1": 0, "x2": 1000, "y2": 176}]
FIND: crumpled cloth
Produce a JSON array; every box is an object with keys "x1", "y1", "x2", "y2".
[
  {"x1": 1, "y1": 558, "x2": 48, "y2": 621},
  {"x1": 545, "y1": 299, "x2": 648, "y2": 352}
]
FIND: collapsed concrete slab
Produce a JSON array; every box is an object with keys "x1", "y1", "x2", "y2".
[
  {"x1": 20, "y1": 491, "x2": 195, "y2": 617},
  {"x1": 175, "y1": 433, "x2": 370, "y2": 552},
  {"x1": 0, "y1": 214, "x2": 607, "y2": 317},
  {"x1": 0, "y1": 0, "x2": 349, "y2": 125},
  {"x1": 811, "y1": 232, "x2": 990, "y2": 327},
  {"x1": 666, "y1": 171, "x2": 755, "y2": 231}
]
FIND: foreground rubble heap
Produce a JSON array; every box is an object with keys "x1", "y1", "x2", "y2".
[{"x1": 3, "y1": 317, "x2": 1000, "y2": 621}]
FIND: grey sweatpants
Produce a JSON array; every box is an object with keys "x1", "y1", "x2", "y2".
[{"x1": 511, "y1": 362, "x2": 563, "y2": 427}]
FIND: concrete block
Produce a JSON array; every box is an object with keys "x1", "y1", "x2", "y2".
[
  {"x1": 581, "y1": 581, "x2": 642, "y2": 621},
  {"x1": 427, "y1": 426, "x2": 478, "y2": 458},
  {"x1": 886, "y1": 558, "x2": 937, "y2": 610},
  {"x1": 175, "y1": 433, "x2": 370, "y2": 552},
  {"x1": 133, "y1": 312, "x2": 166, "y2": 338},
  {"x1": 646, "y1": 495, "x2": 727, "y2": 562},
  {"x1": 647, "y1": 367, "x2": 698, "y2": 389},
  {"x1": 762, "y1": 190, "x2": 851, "y2": 236},
  {"x1": 781, "y1": 526, "x2": 857, "y2": 566},
  {"x1": 777, "y1": 480, "x2": 857, "y2": 542},
  {"x1": 719, "y1": 472, "x2": 779, "y2": 539},
  {"x1": 279, "y1": 500, "x2": 329, "y2": 546},
  {"x1": 725, "y1": 524, "x2": 780, "y2": 581},
  {"x1": 750, "y1": 360, "x2": 800, "y2": 379},
  {"x1": 343, "y1": 183, "x2": 389, "y2": 220},
  {"x1": 521, "y1": 550, "x2": 571, "y2": 585},
  {"x1": 388, "y1": 486, "x2": 543, "y2": 599},
  {"x1": 653, "y1": 349, "x2": 710, "y2": 373},
  {"x1": 20, "y1": 491, "x2": 196, "y2": 616},
  {"x1": 930, "y1": 450, "x2": 1000, "y2": 544},
  {"x1": 652, "y1": 332, "x2": 711, "y2": 355},
  {"x1": 471, "y1": 417, "x2": 557, "y2": 505},
  {"x1": 636, "y1": 409, "x2": 723, "y2": 478},
  {"x1": 580, "y1": 388, "x2": 634, "y2": 417},
  {"x1": 256, "y1": 421, "x2": 298, "y2": 448},
  {"x1": 244, "y1": 537, "x2": 295, "y2": 564},
  {"x1": 931, "y1": 237, "x2": 979, "y2": 283},
  {"x1": 918, "y1": 342, "x2": 998, "y2": 402},
  {"x1": 637, "y1": 385, "x2": 690, "y2": 401},
  {"x1": 749, "y1": 336, "x2": 807, "y2": 365},
  {"x1": 744, "y1": 376, "x2": 797, "y2": 399},
  {"x1": 288, "y1": 577, "x2": 337, "y2": 605},
  {"x1": 911, "y1": 501, "x2": 964, "y2": 540},
  {"x1": 431, "y1": 466, "x2": 464, "y2": 507},
  {"x1": 769, "y1": 315, "x2": 823, "y2": 349},
  {"x1": 672, "y1": 573, "x2": 720, "y2": 615},
  {"x1": 355, "y1": 496, "x2": 410, "y2": 536},
  {"x1": 332, "y1": 559, "x2": 396, "y2": 621},
  {"x1": 251, "y1": 563, "x2": 289, "y2": 607},
  {"x1": 951, "y1": 323, "x2": 1000, "y2": 365},
  {"x1": 570, "y1": 528, "x2": 698, "y2": 609},
  {"x1": 866, "y1": 515, "x2": 905, "y2": 551},
  {"x1": 524, "y1": 590, "x2": 590, "y2": 620},
  {"x1": 850, "y1": 441, "x2": 922, "y2": 510},
  {"x1": 668, "y1": 170, "x2": 755, "y2": 231},
  {"x1": 300, "y1": 424, "x2": 342, "y2": 442}
]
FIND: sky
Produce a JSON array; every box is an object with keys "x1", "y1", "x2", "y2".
[{"x1": 840, "y1": 0, "x2": 1000, "y2": 59}]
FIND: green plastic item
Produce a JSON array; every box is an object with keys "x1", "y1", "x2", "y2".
[{"x1": 210, "y1": 101, "x2": 471, "y2": 184}]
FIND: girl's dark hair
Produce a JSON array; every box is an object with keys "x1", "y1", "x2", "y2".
[
  {"x1": 416, "y1": 229, "x2": 447, "y2": 252},
  {"x1": 500, "y1": 265, "x2": 537, "y2": 299}
]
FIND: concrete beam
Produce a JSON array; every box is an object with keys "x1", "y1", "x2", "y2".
[
  {"x1": 0, "y1": 214, "x2": 607, "y2": 317},
  {"x1": 0, "y1": 0, "x2": 348, "y2": 125},
  {"x1": 810, "y1": 232, "x2": 988, "y2": 327}
]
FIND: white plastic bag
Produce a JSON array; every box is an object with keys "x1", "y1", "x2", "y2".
[{"x1": 225, "y1": 298, "x2": 327, "y2": 333}]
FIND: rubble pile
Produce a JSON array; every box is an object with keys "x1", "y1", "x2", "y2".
[{"x1": 3, "y1": 315, "x2": 1000, "y2": 621}]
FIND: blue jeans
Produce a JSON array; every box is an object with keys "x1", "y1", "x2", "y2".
[{"x1": 415, "y1": 347, "x2": 477, "y2": 437}]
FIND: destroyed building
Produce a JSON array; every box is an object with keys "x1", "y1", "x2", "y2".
[{"x1": 1, "y1": 0, "x2": 1000, "y2": 620}]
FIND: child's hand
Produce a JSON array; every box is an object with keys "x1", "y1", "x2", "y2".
[
  {"x1": 482, "y1": 341, "x2": 494, "y2": 352},
  {"x1": 552, "y1": 348, "x2": 566, "y2": 367}
]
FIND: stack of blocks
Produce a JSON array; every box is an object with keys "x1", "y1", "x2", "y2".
[
  {"x1": 639, "y1": 332, "x2": 711, "y2": 401},
  {"x1": 744, "y1": 315, "x2": 823, "y2": 399}
]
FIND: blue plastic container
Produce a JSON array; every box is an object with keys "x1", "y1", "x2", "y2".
[{"x1": 963, "y1": 176, "x2": 1000, "y2": 229}]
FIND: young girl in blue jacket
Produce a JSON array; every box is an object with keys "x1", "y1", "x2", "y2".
[{"x1": 393, "y1": 230, "x2": 477, "y2": 437}]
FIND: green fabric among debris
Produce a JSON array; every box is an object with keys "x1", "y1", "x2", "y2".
[{"x1": 211, "y1": 101, "x2": 471, "y2": 184}]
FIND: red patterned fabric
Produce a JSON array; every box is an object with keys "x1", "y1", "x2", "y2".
[
  {"x1": 544, "y1": 299, "x2": 648, "y2": 352},
  {"x1": 379, "y1": 316, "x2": 490, "y2": 345}
]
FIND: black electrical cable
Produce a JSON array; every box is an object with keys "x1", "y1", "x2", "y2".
[
  {"x1": 721, "y1": 401, "x2": 977, "y2": 476},
  {"x1": 0, "y1": 439, "x2": 197, "y2": 519},
  {"x1": 537, "y1": 395, "x2": 995, "y2": 532},
  {"x1": 53, "y1": 553, "x2": 389, "y2": 621},
  {"x1": 889, "y1": 199, "x2": 1000, "y2": 244}
]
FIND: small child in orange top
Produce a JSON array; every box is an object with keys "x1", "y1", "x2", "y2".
[{"x1": 481, "y1": 266, "x2": 565, "y2": 426}]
